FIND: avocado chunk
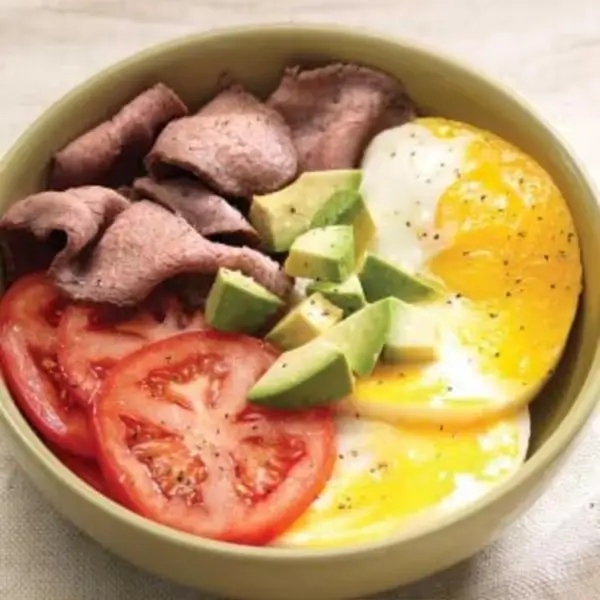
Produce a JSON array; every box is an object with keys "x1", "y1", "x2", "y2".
[
  {"x1": 249, "y1": 170, "x2": 361, "y2": 252},
  {"x1": 382, "y1": 298, "x2": 440, "y2": 363},
  {"x1": 307, "y1": 275, "x2": 366, "y2": 316},
  {"x1": 359, "y1": 253, "x2": 437, "y2": 303},
  {"x1": 205, "y1": 268, "x2": 284, "y2": 334},
  {"x1": 310, "y1": 190, "x2": 376, "y2": 265},
  {"x1": 247, "y1": 340, "x2": 355, "y2": 409},
  {"x1": 322, "y1": 299, "x2": 391, "y2": 377},
  {"x1": 284, "y1": 225, "x2": 355, "y2": 283},
  {"x1": 265, "y1": 293, "x2": 343, "y2": 350}
]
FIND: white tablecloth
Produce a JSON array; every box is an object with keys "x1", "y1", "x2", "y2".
[{"x1": 1, "y1": 0, "x2": 600, "y2": 597}]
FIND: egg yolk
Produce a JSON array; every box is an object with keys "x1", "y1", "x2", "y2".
[
  {"x1": 277, "y1": 412, "x2": 528, "y2": 548},
  {"x1": 426, "y1": 118, "x2": 581, "y2": 384},
  {"x1": 354, "y1": 118, "x2": 582, "y2": 424}
]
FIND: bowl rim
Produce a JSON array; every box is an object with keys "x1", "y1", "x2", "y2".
[{"x1": 1, "y1": 21, "x2": 599, "y2": 562}]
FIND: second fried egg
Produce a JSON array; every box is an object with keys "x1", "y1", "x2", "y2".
[{"x1": 276, "y1": 409, "x2": 529, "y2": 548}]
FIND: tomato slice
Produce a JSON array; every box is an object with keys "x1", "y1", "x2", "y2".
[
  {"x1": 93, "y1": 331, "x2": 335, "y2": 545},
  {"x1": 51, "y1": 446, "x2": 112, "y2": 498},
  {"x1": 0, "y1": 274, "x2": 95, "y2": 457},
  {"x1": 59, "y1": 295, "x2": 206, "y2": 407}
]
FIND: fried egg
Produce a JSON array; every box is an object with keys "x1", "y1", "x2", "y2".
[
  {"x1": 350, "y1": 118, "x2": 582, "y2": 425},
  {"x1": 276, "y1": 408, "x2": 530, "y2": 548}
]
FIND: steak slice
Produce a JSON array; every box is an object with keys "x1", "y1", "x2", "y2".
[
  {"x1": 0, "y1": 186, "x2": 129, "y2": 283},
  {"x1": 53, "y1": 201, "x2": 292, "y2": 306},
  {"x1": 146, "y1": 85, "x2": 298, "y2": 197},
  {"x1": 50, "y1": 83, "x2": 188, "y2": 190},
  {"x1": 267, "y1": 63, "x2": 417, "y2": 171},
  {"x1": 133, "y1": 176, "x2": 260, "y2": 247}
]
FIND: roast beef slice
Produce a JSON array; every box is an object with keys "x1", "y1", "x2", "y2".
[
  {"x1": 267, "y1": 63, "x2": 418, "y2": 171},
  {"x1": 49, "y1": 83, "x2": 188, "y2": 190},
  {"x1": 132, "y1": 176, "x2": 260, "y2": 247},
  {"x1": 146, "y1": 85, "x2": 298, "y2": 197},
  {"x1": 0, "y1": 186, "x2": 129, "y2": 283},
  {"x1": 53, "y1": 200, "x2": 292, "y2": 306}
]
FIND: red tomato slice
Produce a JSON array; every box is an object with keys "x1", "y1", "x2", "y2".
[
  {"x1": 52, "y1": 446, "x2": 112, "y2": 498},
  {"x1": 93, "y1": 331, "x2": 335, "y2": 545},
  {"x1": 59, "y1": 295, "x2": 206, "y2": 407},
  {"x1": 0, "y1": 274, "x2": 95, "y2": 457}
]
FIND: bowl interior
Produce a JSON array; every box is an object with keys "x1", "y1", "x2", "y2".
[{"x1": 0, "y1": 25, "x2": 599, "y2": 551}]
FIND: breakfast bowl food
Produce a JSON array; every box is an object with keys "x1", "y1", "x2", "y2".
[{"x1": 0, "y1": 24, "x2": 599, "y2": 600}]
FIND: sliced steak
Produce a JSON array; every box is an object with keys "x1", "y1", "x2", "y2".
[
  {"x1": 267, "y1": 63, "x2": 418, "y2": 171},
  {"x1": 0, "y1": 186, "x2": 129, "y2": 283},
  {"x1": 132, "y1": 176, "x2": 260, "y2": 246},
  {"x1": 50, "y1": 83, "x2": 188, "y2": 190},
  {"x1": 53, "y1": 201, "x2": 292, "y2": 306},
  {"x1": 146, "y1": 85, "x2": 298, "y2": 197}
]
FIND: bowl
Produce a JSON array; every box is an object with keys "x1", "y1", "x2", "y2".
[{"x1": 0, "y1": 24, "x2": 599, "y2": 600}]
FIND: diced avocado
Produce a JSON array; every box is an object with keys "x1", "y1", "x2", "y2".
[
  {"x1": 205, "y1": 268, "x2": 284, "y2": 334},
  {"x1": 310, "y1": 190, "x2": 376, "y2": 265},
  {"x1": 247, "y1": 340, "x2": 355, "y2": 409},
  {"x1": 265, "y1": 293, "x2": 343, "y2": 350},
  {"x1": 382, "y1": 298, "x2": 440, "y2": 363},
  {"x1": 310, "y1": 189, "x2": 362, "y2": 229},
  {"x1": 322, "y1": 299, "x2": 391, "y2": 377},
  {"x1": 306, "y1": 275, "x2": 366, "y2": 316},
  {"x1": 359, "y1": 253, "x2": 438, "y2": 303},
  {"x1": 284, "y1": 225, "x2": 355, "y2": 283},
  {"x1": 351, "y1": 205, "x2": 377, "y2": 269},
  {"x1": 250, "y1": 170, "x2": 361, "y2": 252}
]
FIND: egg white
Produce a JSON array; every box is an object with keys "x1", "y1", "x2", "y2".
[{"x1": 360, "y1": 121, "x2": 473, "y2": 273}]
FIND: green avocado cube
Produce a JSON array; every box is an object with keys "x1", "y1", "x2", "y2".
[
  {"x1": 265, "y1": 293, "x2": 343, "y2": 351},
  {"x1": 382, "y1": 298, "x2": 440, "y2": 363},
  {"x1": 250, "y1": 170, "x2": 361, "y2": 252},
  {"x1": 284, "y1": 225, "x2": 355, "y2": 283},
  {"x1": 306, "y1": 275, "x2": 367, "y2": 316},
  {"x1": 310, "y1": 190, "x2": 376, "y2": 265},
  {"x1": 247, "y1": 340, "x2": 355, "y2": 409},
  {"x1": 322, "y1": 299, "x2": 392, "y2": 377},
  {"x1": 205, "y1": 268, "x2": 284, "y2": 334},
  {"x1": 359, "y1": 253, "x2": 438, "y2": 303}
]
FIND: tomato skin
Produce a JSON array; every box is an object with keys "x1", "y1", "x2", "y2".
[
  {"x1": 59, "y1": 295, "x2": 206, "y2": 407},
  {"x1": 93, "y1": 330, "x2": 335, "y2": 545},
  {"x1": 0, "y1": 274, "x2": 95, "y2": 457},
  {"x1": 51, "y1": 446, "x2": 113, "y2": 498}
]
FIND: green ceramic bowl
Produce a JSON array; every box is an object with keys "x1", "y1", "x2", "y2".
[{"x1": 0, "y1": 24, "x2": 599, "y2": 600}]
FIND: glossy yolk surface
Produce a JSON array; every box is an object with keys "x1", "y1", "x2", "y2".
[
  {"x1": 276, "y1": 410, "x2": 529, "y2": 548},
  {"x1": 354, "y1": 118, "x2": 582, "y2": 424},
  {"x1": 428, "y1": 118, "x2": 580, "y2": 384}
]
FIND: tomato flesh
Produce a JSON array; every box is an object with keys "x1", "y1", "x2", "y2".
[
  {"x1": 93, "y1": 330, "x2": 335, "y2": 545},
  {"x1": 0, "y1": 274, "x2": 94, "y2": 456},
  {"x1": 59, "y1": 294, "x2": 206, "y2": 407}
]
